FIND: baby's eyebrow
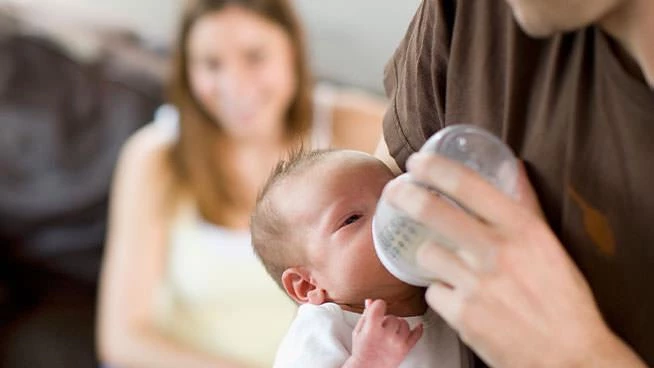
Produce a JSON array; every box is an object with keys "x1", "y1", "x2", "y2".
[{"x1": 318, "y1": 199, "x2": 349, "y2": 234}]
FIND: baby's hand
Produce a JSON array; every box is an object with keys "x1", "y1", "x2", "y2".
[{"x1": 346, "y1": 299, "x2": 423, "y2": 368}]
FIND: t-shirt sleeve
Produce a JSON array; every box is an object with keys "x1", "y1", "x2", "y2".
[
  {"x1": 383, "y1": 0, "x2": 456, "y2": 171},
  {"x1": 273, "y1": 304, "x2": 352, "y2": 368}
]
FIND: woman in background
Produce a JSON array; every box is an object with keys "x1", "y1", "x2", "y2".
[{"x1": 97, "y1": 0, "x2": 385, "y2": 367}]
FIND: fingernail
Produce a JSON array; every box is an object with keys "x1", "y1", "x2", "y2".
[{"x1": 365, "y1": 299, "x2": 371, "y2": 308}]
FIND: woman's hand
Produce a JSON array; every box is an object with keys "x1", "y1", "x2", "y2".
[
  {"x1": 381, "y1": 152, "x2": 647, "y2": 368},
  {"x1": 345, "y1": 299, "x2": 423, "y2": 368}
]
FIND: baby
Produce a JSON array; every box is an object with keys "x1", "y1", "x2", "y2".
[{"x1": 251, "y1": 149, "x2": 466, "y2": 368}]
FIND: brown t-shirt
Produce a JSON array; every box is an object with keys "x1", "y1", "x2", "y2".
[{"x1": 383, "y1": 0, "x2": 654, "y2": 365}]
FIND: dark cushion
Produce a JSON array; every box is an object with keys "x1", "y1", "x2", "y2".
[
  {"x1": 0, "y1": 20, "x2": 163, "y2": 283},
  {"x1": 0, "y1": 9, "x2": 164, "y2": 366}
]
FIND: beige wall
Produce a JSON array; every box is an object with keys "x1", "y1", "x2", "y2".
[
  {"x1": 296, "y1": 0, "x2": 420, "y2": 93},
  {"x1": 3, "y1": 0, "x2": 420, "y2": 93}
]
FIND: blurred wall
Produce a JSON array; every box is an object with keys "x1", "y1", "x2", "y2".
[
  {"x1": 2, "y1": 0, "x2": 420, "y2": 94},
  {"x1": 295, "y1": 0, "x2": 420, "y2": 93}
]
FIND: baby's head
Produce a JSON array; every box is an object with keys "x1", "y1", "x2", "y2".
[{"x1": 251, "y1": 149, "x2": 422, "y2": 311}]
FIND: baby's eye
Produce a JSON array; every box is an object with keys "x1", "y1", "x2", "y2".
[{"x1": 341, "y1": 214, "x2": 362, "y2": 227}]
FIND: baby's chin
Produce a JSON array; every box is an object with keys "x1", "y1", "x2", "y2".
[
  {"x1": 383, "y1": 268, "x2": 424, "y2": 290},
  {"x1": 380, "y1": 285, "x2": 428, "y2": 317},
  {"x1": 378, "y1": 276, "x2": 426, "y2": 300}
]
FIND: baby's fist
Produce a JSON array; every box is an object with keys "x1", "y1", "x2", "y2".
[{"x1": 350, "y1": 299, "x2": 423, "y2": 368}]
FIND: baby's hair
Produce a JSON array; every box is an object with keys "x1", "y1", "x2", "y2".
[{"x1": 251, "y1": 148, "x2": 336, "y2": 292}]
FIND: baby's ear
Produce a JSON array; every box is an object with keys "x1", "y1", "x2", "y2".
[{"x1": 281, "y1": 267, "x2": 326, "y2": 305}]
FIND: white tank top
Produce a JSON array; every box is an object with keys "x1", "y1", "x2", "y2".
[{"x1": 151, "y1": 86, "x2": 335, "y2": 367}]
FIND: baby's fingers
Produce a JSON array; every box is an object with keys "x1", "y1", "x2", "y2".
[
  {"x1": 354, "y1": 302, "x2": 368, "y2": 335},
  {"x1": 355, "y1": 299, "x2": 386, "y2": 336},
  {"x1": 406, "y1": 323, "x2": 424, "y2": 348},
  {"x1": 382, "y1": 315, "x2": 401, "y2": 333},
  {"x1": 396, "y1": 319, "x2": 411, "y2": 338},
  {"x1": 365, "y1": 299, "x2": 387, "y2": 325}
]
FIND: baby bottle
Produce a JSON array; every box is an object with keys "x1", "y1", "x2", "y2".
[{"x1": 372, "y1": 125, "x2": 519, "y2": 286}]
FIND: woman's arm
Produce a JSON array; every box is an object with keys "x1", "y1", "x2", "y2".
[
  {"x1": 97, "y1": 125, "x2": 247, "y2": 368},
  {"x1": 329, "y1": 88, "x2": 387, "y2": 154}
]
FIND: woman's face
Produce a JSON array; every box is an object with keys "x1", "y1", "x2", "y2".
[{"x1": 187, "y1": 6, "x2": 297, "y2": 141}]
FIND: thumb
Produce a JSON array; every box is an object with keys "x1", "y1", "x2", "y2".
[{"x1": 406, "y1": 323, "x2": 424, "y2": 348}]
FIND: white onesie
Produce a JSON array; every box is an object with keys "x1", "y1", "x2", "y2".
[{"x1": 274, "y1": 302, "x2": 469, "y2": 368}]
